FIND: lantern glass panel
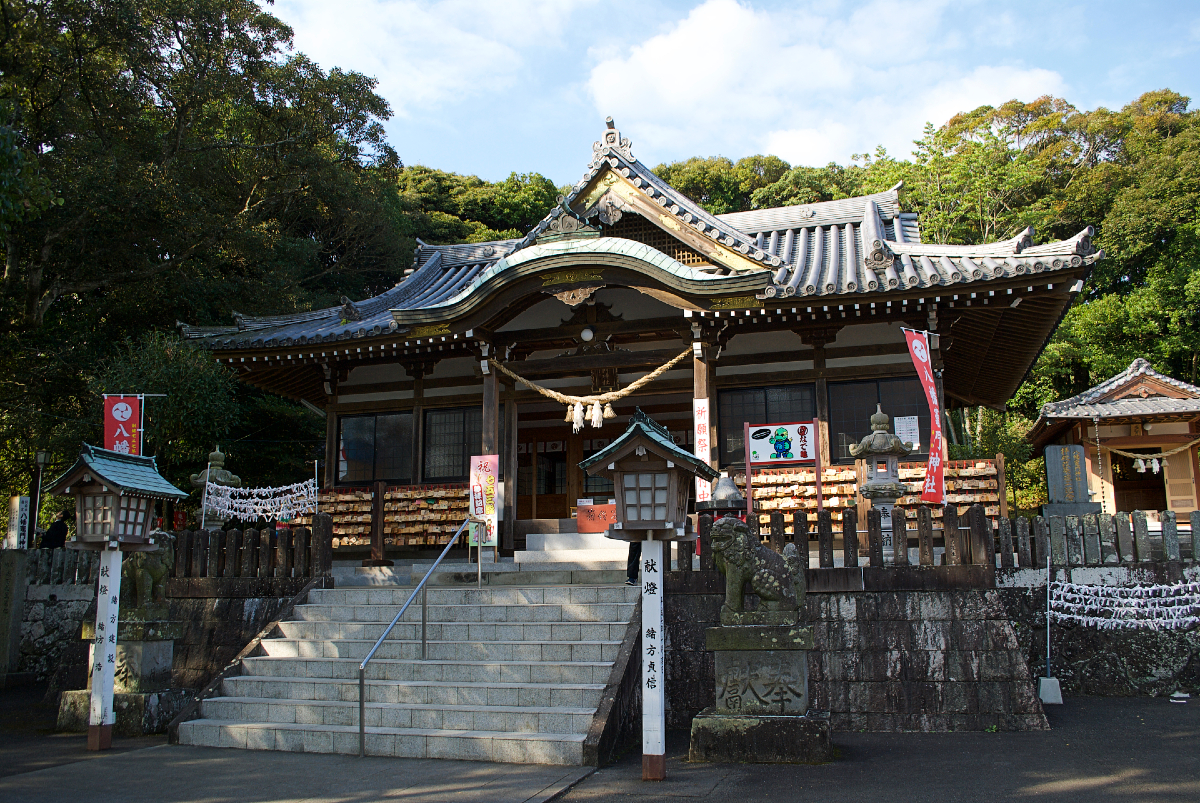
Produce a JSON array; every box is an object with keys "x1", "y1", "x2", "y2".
[
  {"x1": 81, "y1": 494, "x2": 114, "y2": 536},
  {"x1": 623, "y1": 472, "x2": 670, "y2": 522}
]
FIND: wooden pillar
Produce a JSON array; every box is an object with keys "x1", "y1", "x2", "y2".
[
  {"x1": 813, "y1": 342, "x2": 831, "y2": 466},
  {"x1": 693, "y1": 350, "x2": 718, "y2": 468},
  {"x1": 482, "y1": 366, "x2": 499, "y2": 455},
  {"x1": 567, "y1": 431, "x2": 583, "y2": 511},
  {"x1": 412, "y1": 366, "x2": 426, "y2": 483},
  {"x1": 324, "y1": 411, "x2": 337, "y2": 488},
  {"x1": 503, "y1": 384, "x2": 518, "y2": 553},
  {"x1": 364, "y1": 479, "x2": 393, "y2": 566}
]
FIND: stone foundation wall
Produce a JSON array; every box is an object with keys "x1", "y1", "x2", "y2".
[
  {"x1": 19, "y1": 583, "x2": 94, "y2": 681},
  {"x1": 995, "y1": 564, "x2": 1200, "y2": 697},
  {"x1": 170, "y1": 596, "x2": 293, "y2": 689},
  {"x1": 665, "y1": 575, "x2": 1046, "y2": 732}
]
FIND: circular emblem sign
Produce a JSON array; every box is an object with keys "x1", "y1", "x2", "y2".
[
  {"x1": 911, "y1": 339, "x2": 929, "y2": 364},
  {"x1": 111, "y1": 401, "x2": 133, "y2": 421}
]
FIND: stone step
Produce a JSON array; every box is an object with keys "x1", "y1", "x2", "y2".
[
  {"x1": 176, "y1": 719, "x2": 586, "y2": 764},
  {"x1": 199, "y1": 697, "x2": 595, "y2": 733},
  {"x1": 221, "y1": 676, "x2": 605, "y2": 709},
  {"x1": 239, "y1": 656, "x2": 614, "y2": 685},
  {"x1": 514, "y1": 549, "x2": 629, "y2": 563},
  {"x1": 292, "y1": 602, "x2": 636, "y2": 624},
  {"x1": 524, "y1": 531, "x2": 625, "y2": 551},
  {"x1": 275, "y1": 619, "x2": 630, "y2": 643},
  {"x1": 258, "y1": 638, "x2": 622, "y2": 663},
  {"x1": 426, "y1": 567, "x2": 627, "y2": 586},
  {"x1": 307, "y1": 584, "x2": 638, "y2": 607}
]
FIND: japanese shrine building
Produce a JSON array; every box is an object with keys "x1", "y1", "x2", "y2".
[
  {"x1": 1028, "y1": 358, "x2": 1200, "y2": 517},
  {"x1": 183, "y1": 119, "x2": 1102, "y2": 550}
]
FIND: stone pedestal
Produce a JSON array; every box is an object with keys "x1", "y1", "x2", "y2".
[
  {"x1": 57, "y1": 613, "x2": 189, "y2": 736},
  {"x1": 688, "y1": 624, "x2": 832, "y2": 764}
]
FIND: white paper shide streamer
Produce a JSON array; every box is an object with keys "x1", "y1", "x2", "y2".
[
  {"x1": 1049, "y1": 581, "x2": 1200, "y2": 631},
  {"x1": 203, "y1": 479, "x2": 317, "y2": 522}
]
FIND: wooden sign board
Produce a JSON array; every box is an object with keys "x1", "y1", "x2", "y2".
[{"x1": 577, "y1": 503, "x2": 617, "y2": 533}]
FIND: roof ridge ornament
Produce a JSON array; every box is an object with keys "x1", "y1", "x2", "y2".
[
  {"x1": 593, "y1": 116, "x2": 635, "y2": 163},
  {"x1": 339, "y1": 296, "x2": 363, "y2": 322}
]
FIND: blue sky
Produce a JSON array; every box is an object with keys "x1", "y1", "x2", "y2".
[{"x1": 274, "y1": 0, "x2": 1200, "y2": 185}]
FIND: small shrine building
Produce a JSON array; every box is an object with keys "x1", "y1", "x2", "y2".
[
  {"x1": 183, "y1": 119, "x2": 1102, "y2": 552},
  {"x1": 1028, "y1": 358, "x2": 1200, "y2": 516}
]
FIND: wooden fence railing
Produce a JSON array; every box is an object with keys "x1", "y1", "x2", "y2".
[
  {"x1": 690, "y1": 507, "x2": 1200, "y2": 575},
  {"x1": 26, "y1": 548, "x2": 99, "y2": 586},
  {"x1": 170, "y1": 521, "x2": 333, "y2": 580}
]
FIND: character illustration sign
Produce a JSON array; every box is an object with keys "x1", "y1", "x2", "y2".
[{"x1": 747, "y1": 421, "x2": 816, "y2": 465}]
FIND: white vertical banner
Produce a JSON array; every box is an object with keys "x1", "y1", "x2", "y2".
[
  {"x1": 90, "y1": 547, "x2": 122, "y2": 743},
  {"x1": 641, "y1": 539, "x2": 665, "y2": 758},
  {"x1": 693, "y1": 399, "x2": 712, "y2": 503}
]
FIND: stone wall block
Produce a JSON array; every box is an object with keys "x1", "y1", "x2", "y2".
[
  {"x1": 984, "y1": 621, "x2": 1020, "y2": 651},
  {"x1": 913, "y1": 619, "x2": 949, "y2": 651},
  {"x1": 951, "y1": 619, "x2": 985, "y2": 651}
]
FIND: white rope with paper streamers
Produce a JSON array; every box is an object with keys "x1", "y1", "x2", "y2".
[
  {"x1": 489, "y1": 348, "x2": 692, "y2": 433},
  {"x1": 1049, "y1": 581, "x2": 1200, "y2": 631},
  {"x1": 1084, "y1": 436, "x2": 1200, "y2": 461},
  {"x1": 203, "y1": 479, "x2": 318, "y2": 522}
]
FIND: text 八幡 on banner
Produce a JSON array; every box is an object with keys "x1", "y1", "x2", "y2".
[
  {"x1": 902, "y1": 329, "x2": 944, "y2": 504},
  {"x1": 103, "y1": 396, "x2": 141, "y2": 455}
]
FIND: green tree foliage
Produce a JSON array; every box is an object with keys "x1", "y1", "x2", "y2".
[
  {"x1": 396, "y1": 166, "x2": 558, "y2": 244},
  {"x1": 653, "y1": 155, "x2": 790, "y2": 215}
]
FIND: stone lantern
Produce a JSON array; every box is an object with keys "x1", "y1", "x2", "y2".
[
  {"x1": 580, "y1": 408, "x2": 718, "y2": 781},
  {"x1": 849, "y1": 404, "x2": 913, "y2": 562},
  {"x1": 189, "y1": 446, "x2": 241, "y2": 531},
  {"x1": 46, "y1": 444, "x2": 187, "y2": 750}
]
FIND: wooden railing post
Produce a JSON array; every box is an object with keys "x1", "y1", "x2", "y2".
[
  {"x1": 242, "y1": 529, "x2": 259, "y2": 578},
  {"x1": 313, "y1": 513, "x2": 334, "y2": 576},
  {"x1": 1098, "y1": 514, "x2": 1117, "y2": 565},
  {"x1": 1191, "y1": 511, "x2": 1200, "y2": 564},
  {"x1": 917, "y1": 506, "x2": 934, "y2": 566},
  {"x1": 1162, "y1": 510, "x2": 1181, "y2": 562},
  {"x1": 1064, "y1": 516, "x2": 1083, "y2": 566},
  {"x1": 842, "y1": 508, "x2": 859, "y2": 568},
  {"x1": 1048, "y1": 516, "x2": 1066, "y2": 566},
  {"x1": 1114, "y1": 512, "x2": 1133, "y2": 563},
  {"x1": 192, "y1": 531, "x2": 205, "y2": 578},
  {"x1": 225, "y1": 530, "x2": 241, "y2": 578},
  {"x1": 1131, "y1": 510, "x2": 1151, "y2": 562},
  {"x1": 893, "y1": 508, "x2": 909, "y2": 566},
  {"x1": 769, "y1": 512, "x2": 785, "y2": 554},
  {"x1": 1016, "y1": 517, "x2": 1032, "y2": 568},
  {"x1": 173, "y1": 531, "x2": 189, "y2": 578},
  {"x1": 943, "y1": 506, "x2": 961, "y2": 566},
  {"x1": 793, "y1": 512, "x2": 810, "y2": 570},
  {"x1": 1082, "y1": 514, "x2": 1101, "y2": 566},
  {"x1": 997, "y1": 517, "x2": 1014, "y2": 569},
  {"x1": 207, "y1": 531, "x2": 222, "y2": 578},
  {"x1": 817, "y1": 510, "x2": 834, "y2": 568},
  {"x1": 294, "y1": 528, "x2": 310, "y2": 577},
  {"x1": 866, "y1": 508, "x2": 883, "y2": 567},
  {"x1": 968, "y1": 504, "x2": 993, "y2": 567},
  {"x1": 258, "y1": 529, "x2": 273, "y2": 578},
  {"x1": 698, "y1": 514, "x2": 714, "y2": 571},
  {"x1": 277, "y1": 529, "x2": 293, "y2": 578}
]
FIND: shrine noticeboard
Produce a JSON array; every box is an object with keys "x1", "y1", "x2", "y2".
[
  {"x1": 747, "y1": 421, "x2": 816, "y2": 465},
  {"x1": 468, "y1": 454, "x2": 498, "y2": 547},
  {"x1": 577, "y1": 503, "x2": 617, "y2": 533}
]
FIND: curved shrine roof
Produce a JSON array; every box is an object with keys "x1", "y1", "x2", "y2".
[{"x1": 181, "y1": 119, "x2": 1101, "y2": 353}]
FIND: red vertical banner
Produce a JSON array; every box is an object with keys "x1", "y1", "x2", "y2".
[
  {"x1": 104, "y1": 396, "x2": 141, "y2": 455},
  {"x1": 903, "y1": 329, "x2": 944, "y2": 504}
]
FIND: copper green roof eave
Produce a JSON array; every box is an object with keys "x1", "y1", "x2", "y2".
[
  {"x1": 578, "y1": 408, "x2": 720, "y2": 481},
  {"x1": 388, "y1": 236, "x2": 772, "y2": 327},
  {"x1": 46, "y1": 444, "x2": 189, "y2": 500}
]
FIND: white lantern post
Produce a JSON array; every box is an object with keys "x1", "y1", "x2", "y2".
[{"x1": 89, "y1": 544, "x2": 123, "y2": 750}]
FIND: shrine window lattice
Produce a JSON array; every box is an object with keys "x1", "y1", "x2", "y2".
[{"x1": 603, "y1": 214, "x2": 712, "y2": 267}]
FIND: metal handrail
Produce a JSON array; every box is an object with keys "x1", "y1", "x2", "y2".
[{"x1": 358, "y1": 515, "x2": 476, "y2": 756}]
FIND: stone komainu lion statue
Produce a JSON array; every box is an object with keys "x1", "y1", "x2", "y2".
[
  {"x1": 122, "y1": 531, "x2": 175, "y2": 610},
  {"x1": 710, "y1": 516, "x2": 806, "y2": 621}
]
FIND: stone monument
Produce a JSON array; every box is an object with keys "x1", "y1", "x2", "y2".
[
  {"x1": 190, "y1": 446, "x2": 242, "y2": 531},
  {"x1": 849, "y1": 404, "x2": 913, "y2": 562},
  {"x1": 688, "y1": 515, "x2": 832, "y2": 764},
  {"x1": 1042, "y1": 444, "x2": 1101, "y2": 517}
]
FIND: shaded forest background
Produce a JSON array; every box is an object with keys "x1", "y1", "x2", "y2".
[{"x1": 3, "y1": 1, "x2": 1198, "y2": 523}]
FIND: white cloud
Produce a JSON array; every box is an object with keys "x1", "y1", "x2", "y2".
[
  {"x1": 587, "y1": 0, "x2": 1068, "y2": 166},
  {"x1": 275, "y1": 0, "x2": 598, "y2": 117}
]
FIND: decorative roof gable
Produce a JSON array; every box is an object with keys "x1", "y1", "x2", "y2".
[{"x1": 47, "y1": 444, "x2": 189, "y2": 500}]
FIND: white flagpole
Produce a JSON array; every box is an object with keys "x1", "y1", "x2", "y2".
[{"x1": 199, "y1": 459, "x2": 213, "y2": 531}]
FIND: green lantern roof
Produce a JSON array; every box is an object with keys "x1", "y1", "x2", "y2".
[
  {"x1": 47, "y1": 444, "x2": 189, "y2": 500},
  {"x1": 578, "y1": 408, "x2": 719, "y2": 481}
]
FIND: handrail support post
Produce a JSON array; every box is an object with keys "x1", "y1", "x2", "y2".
[{"x1": 421, "y1": 583, "x2": 428, "y2": 660}]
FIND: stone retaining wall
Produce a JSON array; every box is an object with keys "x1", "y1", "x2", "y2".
[
  {"x1": 20, "y1": 583, "x2": 94, "y2": 681},
  {"x1": 665, "y1": 574, "x2": 1046, "y2": 732}
]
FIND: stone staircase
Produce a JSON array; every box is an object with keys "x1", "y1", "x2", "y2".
[{"x1": 176, "y1": 567, "x2": 638, "y2": 765}]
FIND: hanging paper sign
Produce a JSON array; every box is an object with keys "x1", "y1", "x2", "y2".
[
  {"x1": 894, "y1": 415, "x2": 921, "y2": 453},
  {"x1": 903, "y1": 329, "x2": 944, "y2": 504},
  {"x1": 469, "y1": 455, "x2": 499, "y2": 547},
  {"x1": 747, "y1": 421, "x2": 816, "y2": 465},
  {"x1": 103, "y1": 396, "x2": 141, "y2": 455},
  {"x1": 693, "y1": 399, "x2": 713, "y2": 503}
]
